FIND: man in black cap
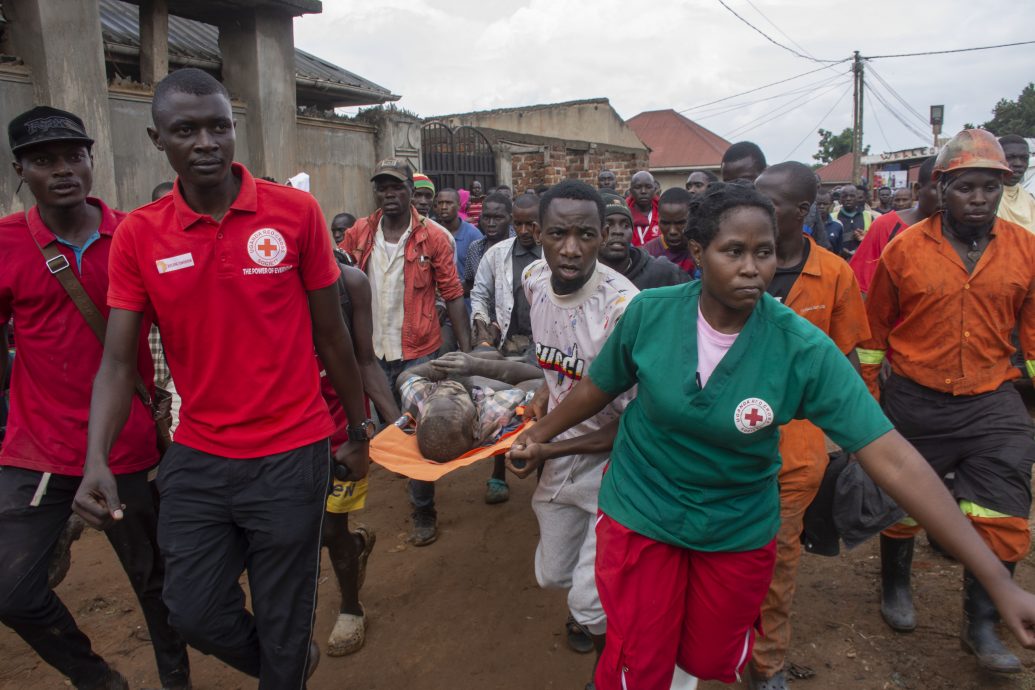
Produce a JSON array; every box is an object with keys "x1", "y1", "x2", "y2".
[
  {"x1": 598, "y1": 192, "x2": 690, "y2": 290},
  {"x1": 341, "y1": 158, "x2": 471, "y2": 546},
  {"x1": 0, "y1": 106, "x2": 189, "y2": 690}
]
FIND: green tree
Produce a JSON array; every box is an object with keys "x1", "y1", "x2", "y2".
[
  {"x1": 813, "y1": 127, "x2": 869, "y2": 164},
  {"x1": 970, "y1": 83, "x2": 1035, "y2": 137}
]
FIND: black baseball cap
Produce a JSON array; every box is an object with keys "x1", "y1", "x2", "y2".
[{"x1": 8, "y1": 106, "x2": 94, "y2": 155}]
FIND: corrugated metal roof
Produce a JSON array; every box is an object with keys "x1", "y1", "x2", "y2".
[
  {"x1": 98, "y1": 0, "x2": 395, "y2": 99},
  {"x1": 626, "y1": 109, "x2": 731, "y2": 169},
  {"x1": 102, "y1": 0, "x2": 222, "y2": 64}
]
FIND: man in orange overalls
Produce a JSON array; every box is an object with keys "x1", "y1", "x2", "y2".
[
  {"x1": 858, "y1": 130, "x2": 1035, "y2": 674},
  {"x1": 750, "y1": 161, "x2": 871, "y2": 690}
]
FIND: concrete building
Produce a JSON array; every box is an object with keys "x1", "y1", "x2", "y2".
[
  {"x1": 427, "y1": 99, "x2": 650, "y2": 195},
  {"x1": 0, "y1": 0, "x2": 405, "y2": 219},
  {"x1": 626, "y1": 109, "x2": 730, "y2": 192}
]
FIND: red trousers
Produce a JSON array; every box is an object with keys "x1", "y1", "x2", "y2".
[{"x1": 594, "y1": 513, "x2": 777, "y2": 689}]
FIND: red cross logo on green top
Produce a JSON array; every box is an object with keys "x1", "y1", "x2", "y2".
[{"x1": 734, "y1": 398, "x2": 774, "y2": 434}]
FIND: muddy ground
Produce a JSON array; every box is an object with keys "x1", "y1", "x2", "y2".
[{"x1": 2, "y1": 460, "x2": 1035, "y2": 690}]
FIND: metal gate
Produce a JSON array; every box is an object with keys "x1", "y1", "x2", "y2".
[{"x1": 421, "y1": 123, "x2": 497, "y2": 193}]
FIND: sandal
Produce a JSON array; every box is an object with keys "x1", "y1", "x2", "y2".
[
  {"x1": 354, "y1": 526, "x2": 376, "y2": 591},
  {"x1": 566, "y1": 614, "x2": 594, "y2": 654},
  {"x1": 327, "y1": 605, "x2": 366, "y2": 657}
]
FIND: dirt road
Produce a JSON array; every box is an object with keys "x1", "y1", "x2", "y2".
[{"x1": 2, "y1": 462, "x2": 1033, "y2": 689}]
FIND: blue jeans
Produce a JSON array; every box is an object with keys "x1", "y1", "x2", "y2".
[{"x1": 377, "y1": 356, "x2": 437, "y2": 517}]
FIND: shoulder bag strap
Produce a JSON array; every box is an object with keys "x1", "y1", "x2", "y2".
[
  {"x1": 27, "y1": 219, "x2": 154, "y2": 408},
  {"x1": 887, "y1": 221, "x2": 905, "y2": 242}
]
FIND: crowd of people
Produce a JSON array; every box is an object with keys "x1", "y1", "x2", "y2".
[{"x1": 2, "y1": 64, "x2": 1035, "y2": 690}]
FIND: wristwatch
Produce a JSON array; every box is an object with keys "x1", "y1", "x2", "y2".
[{"x1": 346, "y1": 419, "x2": 377, "y2": 442}]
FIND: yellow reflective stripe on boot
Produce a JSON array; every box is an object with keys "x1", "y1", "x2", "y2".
[
  {"x1": 959, "y1": 500, "x2": 1011, "y2": 519},
  {"x1": 1026, "y1": 360, "x2": 1035, "y2": 379},
  {"x1": 857, "y1": 348, "x2": 886, "y2": 366}
]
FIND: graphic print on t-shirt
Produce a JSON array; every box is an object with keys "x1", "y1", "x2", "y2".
[
  {"x1": 535, "y1": 342, "x2": 585, "y2": 382},
  {"x1": 523, "y1": 258, "x2": 638, "y2": 441}
]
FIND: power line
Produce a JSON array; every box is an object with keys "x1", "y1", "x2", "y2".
[
  {"x1": 677, "y1": 35, "x2": 1030, "y2": 116},
  {"x1": 868, "y1": 96, "x2": 893, "y2": 152},
  {"x1": 678, "y1": 62, "x2": 845, "y2": 113},
  {"x1": 692, "y1": 71, "x2": 849, "y2": 120},
  {"x1": 863, "y1": 82, "x2": 930, "y2": 142},
  {"x1": 783, "y1": 83, "x2": 854, "y2": 160},
  {"x1": 862, "y1": 39, "x2": 1035, "y2": 60},
  {"x1": 867, "y1": 65, "x2": 929, "y2": 127},
  {"x1": 742, "y1": 0, "x2": 818, "y2": 61},
  {"x1": 865, "y1": 86, "x2": 929, "y2": 142},
  {"x1": 715, "y1": 0, "x2": 842, "y2": 64},
  {"x1": 864, "y1": 81, "x2": 930, "y2": 140},
  {"x1": 693, "y1": 74, "x2": 844, "y2": 121},
  {"x1": 723, "y1": 77, "x2": 848, "y2": 140}
]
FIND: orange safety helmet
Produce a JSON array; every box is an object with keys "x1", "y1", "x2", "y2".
[{"x1": 932, "y1": 129, "x2": 1013, "y2": 181}]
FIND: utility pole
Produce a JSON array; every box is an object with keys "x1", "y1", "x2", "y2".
[{"x1": 851, "y1": 51, "x2": 864, "y2": 187}]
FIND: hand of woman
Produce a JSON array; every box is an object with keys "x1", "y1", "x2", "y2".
[{"x1": 993, "y1": 580, "x2": 1035, "y2": 648}]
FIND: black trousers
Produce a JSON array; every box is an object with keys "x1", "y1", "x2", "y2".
[
  {"x1": 156, "y1": 439, "x2": 330, "y2": 690},
  {"x1": 882, "y1": 374, "x2": 1035, "y2": 517},
  {"x1": 0, "y1": 466, "x2": 189, "y2": 689}
]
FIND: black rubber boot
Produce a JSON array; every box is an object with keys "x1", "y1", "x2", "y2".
[
  {"x1": 879, "y1": 535, "x2": 916, "y2": 632},
  {"x1": 960, "y1": 565, "x2": 1022, "y2": 673}
]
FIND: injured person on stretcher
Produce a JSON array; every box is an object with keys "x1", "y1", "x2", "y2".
[{"x1": 395, "y1": 351, "x2": 543, "y2": 462}]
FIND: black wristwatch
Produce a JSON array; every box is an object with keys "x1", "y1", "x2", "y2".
[{"x1": 346, "y1": 419, "x2": 376, "y2": 442}]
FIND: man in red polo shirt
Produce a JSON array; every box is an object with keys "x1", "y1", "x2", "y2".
[
  {"x1": 0, "y1": 107, "x2": 189, "y2": 690},
  {"x1": 74, "y1": 68, "x2": 371, "y2": 688}
]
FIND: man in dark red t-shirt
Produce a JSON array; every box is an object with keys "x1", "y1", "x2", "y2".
[
  {"x1": 0, "y1": 107, "x2": 189, "y2": 690},
  {"x1": 74, "y1": 69, "x2": 372, "y2": 688}
]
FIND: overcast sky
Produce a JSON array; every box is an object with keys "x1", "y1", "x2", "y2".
[{"x1": 294, "y1": 0, "x2": 1034, "y2": 164}]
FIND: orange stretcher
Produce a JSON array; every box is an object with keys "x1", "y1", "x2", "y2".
[{"x1": 370, "y1": 412, "x2": 534, "y2": 482}]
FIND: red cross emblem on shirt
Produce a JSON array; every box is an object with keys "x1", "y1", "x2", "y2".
[
  {"x1": 257, "y1": 239, "x2": 278, "y2": 257},
  {"x1": 744, "y1": 408, "x2": 765, "y2": 427},
  {"x1": 734, "y1": 398, "x2": 773, "y2": 434}
]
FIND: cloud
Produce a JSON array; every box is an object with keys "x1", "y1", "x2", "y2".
[{"x1": 295, "y1": 0, "x2": 1035, "y2": 163}]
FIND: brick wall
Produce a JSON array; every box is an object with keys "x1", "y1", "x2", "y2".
[{"x1": 509, "y1": 144, "x2": 648, "y2": 195}]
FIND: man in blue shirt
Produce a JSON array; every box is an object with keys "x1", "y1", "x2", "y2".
[
  {"x1": 435, "y1": 188, "x2": 483, "y2": 275},
  {"x1": 814, "y1": 190, "x2": 845, "y2": 256}
]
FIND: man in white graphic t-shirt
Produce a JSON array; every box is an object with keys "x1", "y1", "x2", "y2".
[{"x1": 506, "y1": 180, "x2": 638, "y2": 690}]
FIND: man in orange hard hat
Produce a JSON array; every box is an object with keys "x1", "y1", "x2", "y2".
[{"x1": 857, "y1": 129, "x2": 1035, "y2": 674}]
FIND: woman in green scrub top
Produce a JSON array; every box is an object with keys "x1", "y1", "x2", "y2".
[{"x1": 507, "y1": 182, "x2": 1035, "y2": 690}]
